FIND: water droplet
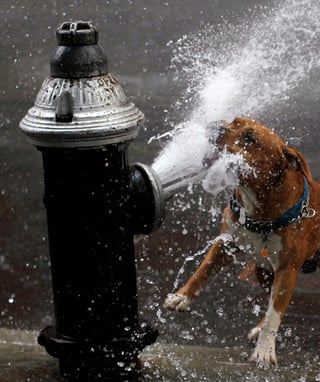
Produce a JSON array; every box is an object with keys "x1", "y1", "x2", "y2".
[
  {"x1": 252, "y1": 304, "x2": 261, "y2": 316},
  {"x1": 284, "y1": 327, "x2": 293, "y2": 337},
  {"x1": 216, "y1": 307, "x2": 224, "y2": 318},
  {"x1": 156, "y1": 308, "x2": 167, "y2": 323},
  {"x1": 179, "y1": 330, "x2": 195, "y2": 341}
]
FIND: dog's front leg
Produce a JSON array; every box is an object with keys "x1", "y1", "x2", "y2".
[
  {"x1": 249, "y1": 265, "x2": 300, "y2": 366},
  {"x1": 163, "y1": 238, "x2": 232, "y2": 312}
]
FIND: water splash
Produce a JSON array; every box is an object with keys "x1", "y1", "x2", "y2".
[
  {"x1": 151, "y1": 0, "x2": 320, "y2": 197},
  {"x1": 202, "y1": 150, "x2": 253, "y2": 197},
  {"x1": 172, "y1": 233, "x2": 233, "y2": 291}
]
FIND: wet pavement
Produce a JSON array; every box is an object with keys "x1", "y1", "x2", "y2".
[
  {"x1": 1, "y1": 0, "x2": 320, "y2": 380},
  {"x1": 0, "y1": 328, "x2": 319, "y2": 381}
]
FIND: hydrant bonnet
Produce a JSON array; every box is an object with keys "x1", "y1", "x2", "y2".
[{"x1": 19, "y1": 21, "x2": 144, "y2": 148}]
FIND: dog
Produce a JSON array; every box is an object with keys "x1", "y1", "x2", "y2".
[{"x1": 163, "y1": 117, "x2": 320, "y2": 366}]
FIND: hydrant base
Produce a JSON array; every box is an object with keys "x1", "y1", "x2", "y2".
[{"x1": 38, "y1": 325, "x2": 158, "y2": 381}]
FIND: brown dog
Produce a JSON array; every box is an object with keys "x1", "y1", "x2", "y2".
[{"x1": 164, "y1": 117, "x2": 320, "y2": 365}]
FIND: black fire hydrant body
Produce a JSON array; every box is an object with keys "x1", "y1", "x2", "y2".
[{"x1": 19, "y1": 21, "x2": 164, "y2": 381}]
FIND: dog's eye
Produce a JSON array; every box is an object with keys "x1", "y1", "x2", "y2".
[{"x1": 242, "y1": 130, "x2": 257, "y2": 145}]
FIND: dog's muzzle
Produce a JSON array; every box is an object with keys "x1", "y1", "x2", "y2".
[{"x1": 206, "y1": 121, "x2": 228, "y2": 145}]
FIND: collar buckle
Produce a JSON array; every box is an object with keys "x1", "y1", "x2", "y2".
[{"x1": 300, "y1": 204, "x2": 316, "y2": 219}]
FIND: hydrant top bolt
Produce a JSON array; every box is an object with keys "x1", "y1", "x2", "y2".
[{"x1": 57, "y1": 21, "x2": 98, "y2": 46}]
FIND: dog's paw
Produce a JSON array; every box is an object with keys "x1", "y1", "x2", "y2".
[
  {"x1": 163, "y1": 293, "x2": 191, "y2": 312},
  {"x1": 249, "y1": 342, "x2": 278, "y2": 367}
]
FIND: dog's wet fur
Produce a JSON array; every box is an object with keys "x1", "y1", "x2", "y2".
[{"x1": 164, "y1": 117, "x2": 320, "y2": 366}]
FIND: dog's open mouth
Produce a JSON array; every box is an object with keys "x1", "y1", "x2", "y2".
[{"x1": 202, "y1": 148, "x2": 220, "y2": 168}]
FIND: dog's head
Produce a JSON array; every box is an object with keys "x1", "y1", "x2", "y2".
[{"x1": 207, "y1": 117, "x2": 312, "y2": 187}]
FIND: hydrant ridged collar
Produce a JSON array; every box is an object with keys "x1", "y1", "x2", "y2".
[{"x1": 19, "y1": 74, "x2": 144, "y2": 148}]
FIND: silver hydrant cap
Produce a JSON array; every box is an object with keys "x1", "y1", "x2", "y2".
[{"x1": 19, "y1": 21, "x2": 145, "y2": 148}]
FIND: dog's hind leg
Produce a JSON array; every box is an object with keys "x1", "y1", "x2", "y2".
[
  {"x1": 249, "y1": 265, "x2": 300, "y2": 365},
  {"x1": 163, "y1": 237, "x2": 233, "y2": 312}
]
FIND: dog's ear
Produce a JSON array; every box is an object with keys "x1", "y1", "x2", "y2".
[
  {"x1": 282, "y1": 147, "x2": 301, "y2": 171},
  {"x1": 282, "y1": 147, "x2": 312, "y2": 179}
]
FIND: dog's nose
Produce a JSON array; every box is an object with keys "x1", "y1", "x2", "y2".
[
  {"x1": 203, "y1": 121, "x2": 227, "y2": 168},
  {"x1": 206, "y1": 121, "x2": 227, "y2": 144}
]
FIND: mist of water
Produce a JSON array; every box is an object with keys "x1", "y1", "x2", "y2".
[{"x1": 151, "y1": 0, "x2": 320, "y2": 198}]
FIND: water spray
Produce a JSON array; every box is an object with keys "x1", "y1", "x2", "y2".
[{"x1": 151, "y1": 0, "x2": 320, "y2": 198}]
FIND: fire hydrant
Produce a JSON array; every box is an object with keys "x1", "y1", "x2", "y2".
[{"x1": 19, "y1": 21, "x2": 165, "y2": 381}]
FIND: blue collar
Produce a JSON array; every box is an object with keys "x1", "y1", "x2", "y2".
[{"x1": 230, "y1": 177, "x2": 310, "y2": 234}]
